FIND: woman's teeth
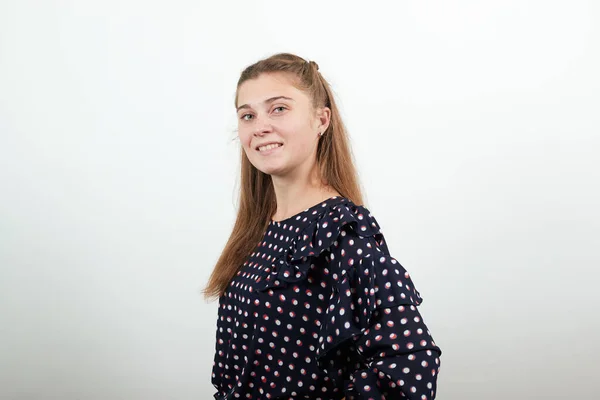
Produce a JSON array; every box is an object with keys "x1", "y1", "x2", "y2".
[{"x1": 258, "y1": 143, "x2": 283, "y2": 152}]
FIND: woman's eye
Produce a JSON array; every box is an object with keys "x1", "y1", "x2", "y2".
[{"x1": 240, "y1": 107, "x2": 285, "y2": 121}]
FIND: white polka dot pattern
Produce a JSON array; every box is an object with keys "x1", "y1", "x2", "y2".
[{"x1": 211, "y1": 196, "x2": 442, "y2": 399}]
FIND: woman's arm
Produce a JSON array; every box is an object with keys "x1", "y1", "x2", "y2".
[
  {"x1": 342, "y1": 305, "x2": 441, "y2": 399},
  {"x1": 325, "y1": 228, "x2": 442, "y2": 399}
]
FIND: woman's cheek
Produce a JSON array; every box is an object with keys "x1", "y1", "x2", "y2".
[{"x1": 238, "y1": 132, "x2": 253, "y2": 149}]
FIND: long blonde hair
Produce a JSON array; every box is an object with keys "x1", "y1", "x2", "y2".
[{"x1": 202, "y1": 53, "x2": 365, "y2": 301}]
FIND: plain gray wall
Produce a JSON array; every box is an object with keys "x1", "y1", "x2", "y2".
[{"x1": 1, "y1": 1, "x2": 599, "y2": 399}]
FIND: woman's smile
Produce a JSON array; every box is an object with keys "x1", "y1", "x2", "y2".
[{"x1": 257, "y1": 143, "x2": 284, "y2": 155}]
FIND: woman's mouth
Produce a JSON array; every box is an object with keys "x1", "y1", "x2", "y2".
[{"x1": 257, "y1": 143, "x2": 283, "y2": 155}]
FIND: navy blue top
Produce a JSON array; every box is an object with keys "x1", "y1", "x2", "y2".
[{"x1": 211, "y1": 196, "x2": 442, "y2": 399}]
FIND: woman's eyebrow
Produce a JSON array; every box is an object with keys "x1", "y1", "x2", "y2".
[{"x1": 236, "y1": 96, "x2": 294, "y2": 112}]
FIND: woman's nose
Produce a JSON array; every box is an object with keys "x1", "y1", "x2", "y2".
[{"x1": 253, "y1": 120, "x2": 273, "y2": 136}]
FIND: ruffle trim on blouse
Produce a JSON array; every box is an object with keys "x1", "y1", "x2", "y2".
[
  {"x1": 255, "y1": 199, "x2": 382, "y2": 293},
  {"x1": 311, "y1": 215, "x2": 424, "y2": 373},
  {"x1": 254, "y1": 199, "x2": 426, "y2": 376},
  {"x1": 314, "y1": 238, "x2": 424, "y2": 369}
]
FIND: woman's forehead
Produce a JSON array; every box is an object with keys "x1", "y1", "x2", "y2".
[{"x1": 237, "y1": 73, "x2": 305, "y2": 104}]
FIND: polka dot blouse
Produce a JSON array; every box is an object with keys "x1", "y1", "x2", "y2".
[{"x1": 211, "y1": 196, "x2": 442, "y2": 399}]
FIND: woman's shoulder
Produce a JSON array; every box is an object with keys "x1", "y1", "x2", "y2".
[
  {"x1": 255, "y1": 196, "x2": 386, "y2": 292},
  {"x1": 290, "y1": 197, "x2": 386, "y2": 262}
]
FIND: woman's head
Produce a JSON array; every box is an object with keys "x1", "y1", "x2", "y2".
[
  {"x1": 233, "y1": 52, "x2": 365, "y2": 214},
  {"x1": 202, "y1": 53, "x2": 365, "y2": 300},
  {"x1": 236, "y1": 70, "x2": 330, "y2": 180}
]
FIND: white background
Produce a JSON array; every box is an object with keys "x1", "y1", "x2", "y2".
[{"x1": 1, "y1": 1, "x2": 599, "y2": 399}]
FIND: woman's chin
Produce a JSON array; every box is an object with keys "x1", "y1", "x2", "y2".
[{"x1": 256, "y1": 163, "x2": 288, "y2": 177}]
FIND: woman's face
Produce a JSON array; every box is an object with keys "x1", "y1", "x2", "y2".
[{"x1": 236, "y1": 72, "x2": 330, "y2": 179}]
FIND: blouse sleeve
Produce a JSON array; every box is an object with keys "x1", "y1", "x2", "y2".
[{"x1": 321, "y1": 226, "x2": 442, "y2": 400}]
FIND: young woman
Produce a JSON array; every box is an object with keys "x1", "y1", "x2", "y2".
[{"x1": 204, "y1": 53, "x2": 442, "y2": 399}]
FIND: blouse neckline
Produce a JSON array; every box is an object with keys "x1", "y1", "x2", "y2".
[{"x1": 269, "y1": 195, "x2": 348, "y2": 226}]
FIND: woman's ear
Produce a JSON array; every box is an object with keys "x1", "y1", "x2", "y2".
[{"x1": 316, "y1": 106, "x2": 331, "y2": 133}]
